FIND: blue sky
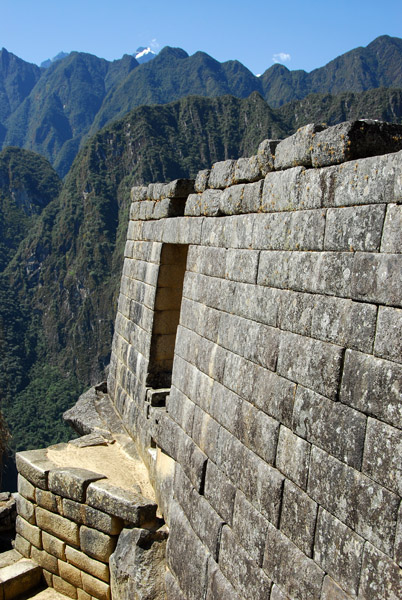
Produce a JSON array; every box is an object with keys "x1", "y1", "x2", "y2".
[{"x1": 2, "y1": 0, "x2": 402, "y2": 75}]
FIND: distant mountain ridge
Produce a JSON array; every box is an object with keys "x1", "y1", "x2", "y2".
[{"x1": 0, "y1": 35, "x2": 401, "y2": 176}]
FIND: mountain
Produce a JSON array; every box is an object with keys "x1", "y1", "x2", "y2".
[
  {"x1": 0, "y1": 36, "x2": 401, "y2": 176},
  {"x1": 40, "y1": 52, "x2": 70, "y2": 69},
  {"x1": 134, "y1": 47, "x2": 157, "y2": 64}
]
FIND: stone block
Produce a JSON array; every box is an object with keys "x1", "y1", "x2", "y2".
[
  {"x1": 162, "y1": 178, "x2": 195, "y2": 198},
  {"x1": 13, "y1": 534, "x2": 31, "y2": 558},
  {"x1": 270, "y1": 584, "x2": 291, "y2": 600},
  {"x1": 208, "y1": 159, "x2": 236, "y2": 189},
  {"x1": 209, "y1": 381, "x2": 242, "y2": 437},
  {"x1": 232, "y1": 490, "x2": 270, "y2": 566},
  {"x1": 275, "y1": 124, "x2": 325, "y2": 169},
  {"x1": 15, "y1": 495, "x2": 36, "y2": 525},
  {"x1": 325, "y1": 205, "x2": 386, "y2": 252},
  {"x1": 177, "y1": 432, "x2": 208, "y2": 493},
  {"x1": 381, "y1": 203, "x2": 402, "y2": 253},
  {"x1": 311, "y1": 120, "x2": 402, "y2": 167},
  {"x1": 395, "y1": 504, "x2": 402, "y2": 566},
  {"x1": 340, "y1": 350, "x2": 402, "y2": 429},
  {"x1": 42, "y1": 531, "x2": 66, "y2": 560},
  {"x1": 252, "y1": 367, "x2": 296, "y2": 428},
  {"x1": 278, "y1": 290, "x2": 314, "y2": 336},
  {"x1": 161, "y1": 216, "x2": 202, "y2": 245},
  {"x1": 239, "y1": 447, "x2": 284, "y2": 526},
  {"x1": 308, "y1": 446, "x2": 399, "y2": 556},
  {"x1": 314, "y1": 508, "x2": 364, "y2": 596},
  {"x1": 279, "y1": 480, "x2": 317, "y2": 557},
  {"x1": 167, "y1": 502, "x2": 209, "y2": 600},
  {"x1": 77, "y1": 590, "x2": 91, "y2": 600},
  {"x1": 0, "y1": 558, "x2": 42, "y2": 600},
  {"x1": 82, "y1": 572, "x2": 110, "y2": 600},
  {"x1": 276, "y1": 425, "x2": 311, "y2": 490},
  {"x1": 36, "y1": 507, "x2": 79, "y2": 547},
  {"x1": 80, "y1": 526, "x2": 116, "y2": 563},
  {"x1": 86, "y1": 480, "x2": 157, "y2": 526},
  {"x1": 194, "y1": 169, "x2": 210, "y2": 193},
  {"x1": 374, "y1": 306, "x2": 402, "y2": 363},
  {"x1": 66, "y1": 546, "x2": 109, "y2": 583},
  {"x1": 199, "y1": 189, "x2": 222, "y2": 216},
  {"x1": 42, "y1": 569, "x2": 53, "y2": 588},
  {"x1": 311, "y1": 295, "x2": 377, "y2": 354},
  {"x1": 242, "y1": 180, "x2": 263, "y2": 212},
  {"x1": 225, "y1": 249, "x2": 259, "y2": 283},
  {"x1": 263, "y1": 522, "x2": 325, "y2": 600},
  {"x1": 16, "y1": 449, "x2": 57, "y2": 489},
  {"x1": 131, "y1": 186, "x2": 147, "y2": 202},
  {"x1": 262, "y1": 167, "x2": 304, "y2": 212},
  {"x1": 219, "y1": 184, "x2": 245, "y2": 215},
  {"x1": 362, "y1": 418, "x2": 402, "y2": 496},
  {"x1": 48, "y1": 468, "x2": 105, "y2": 503},
  {"x1": 257, "y1": 138, "x2": 279, "y2": 176},
  {"x1": 351, "y1": 252, "x2": 402, "y2": 307},
  {"x1": 204, "y1": 460, "x2": 236, "y2": 525},
  {"x1": 53, "y1": 574, "x2": 77, "y2": 599},
  {"x1": 219, "y1": 525, "x2": 272, "y2": 600},
  {"x1": 233, "y1": 155, "x2": 261, "y2": 184},
  {"x1": 321, "y1": 576, "x2": 354, "y2": 600},
  {"x1": 293, "y1": 385, "x2": 366, "y2": 469},
  {"x1": 186, "y1": 245, "x2": 227, "y2": 278},
  {"x1": 206, "y1": 560, "x2": 242, "y2": 600},
  {"x1": 17, "y1": 475, "x2": 35, "y2": 502},
  {"x1": 166, "y1": 388, "x2": 195, "y2": 436},
  {"x1": 31, "y1": 546, "x2": 59, "y2": 574},
  {"x1": 257, "y1": 250, "x2": 290, "y2": 289},
  {"x1": 239, "y1": 402, "x2": 280, "y2": 465},
  {"x1": 277, "y1": 330, "x2": 344, "y2": 400},
  {"x1": 165, "y1": 570, "x2": 187, "y2": 600},
  {"x1": 359, "y1": 542, "x2": 402, "y2": 600},
  {"x1": 175, "y1": 466, "x2": 223, "y2": 560},
  {"x1": 232, "y1": 282, "x2": 279, "y2": 327},
  {"x1": 222, "y1": 353, "x2": 255, "y2": 402},
  {"x1": 15, "y1": 516, "x2": 42, "y2": 549}
]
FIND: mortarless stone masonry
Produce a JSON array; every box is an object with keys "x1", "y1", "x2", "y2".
[{"x1": 12, "y1": 121, "x2": 402, "y2": 599}]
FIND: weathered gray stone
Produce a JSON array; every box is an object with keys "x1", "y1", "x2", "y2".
[
  {"x1": 277, "y1": 330, "x2": 344, "y2": 400},
  {"x1": 131, "y1": 186, "x2": 148, "y2": 202},
  {"x1": 82, "y1": 572, "x2": 111, "y2": 600},
  {"x1": 279, "y1": 480, "x2": 317, "y2": 557},
  {"x1": 242, "y1": 180, "x2": 263, "y2": 212},
  {"x1": 86, "y1": 480, "x2": 157, "y2": 526},
  {"x1": 13, "y1": 533, "x2": 31, "y2": 558},
  {"x1": 186, "y1": 245, "x2": 227, "y2": 278},
  {"x1": 80, "y1": 525, "x2": 116, "y2": 563},
  {"x1": 218, "y1": 184, "x2": 245, "y2": 215},
  {"x1": 177, "y1": 430, "x2": 208, "y2": 493},
  {"x1": 289, "y1": 252, "x2": 354, "y2": 298},
  {"x1": 275, "y1": 425, "x2": 311, "y2": 490},
  {"x1": 204, "y1": 460, "x2": 236, "y2": 525},
  {"x1": 270, "y1": 584, "x2": 291, "y2": 600},
  {"x1": 16, "y1": 449, "x2": 57, "y2": 490},
  {"x1": 15, "y1": 515, "x2": 42, "y2": 548},
  {"x1": 314, "y1": 507, "x2": 365, "y2": 596},
  {"x1": 381, "y1": 203, "x2": 402, "y2": 253},
  {"x1": 162, "y1": 178, "x2": 195, "y2": 198},
  {"x1": 58, "y1": 559, "x2": 82, "y2": 587},
  {"x1": 359, "y1": 542, "x2": 402, "y2": 600},
  {"x1": 167, "y1": 502, "x2": 209, "y2": 600},
  {"x1": 362, "y1": 418, "x2": 402, "y2": 496},
  {"x1": 165, "y1": 570, "x2": 187, "y2": 600},
  {"x1": 351, "y1": 252, "x2": 402, "y2": 307},
  {"x1": 109, "y1": 527, "x2": 167, "y2": 600},
  {"x1": 194, "y1": 169, "x2": 210, "y2": 193},
  {"x1": 293, "y1": 385, "x2": 366, "y2": 469},
  {"x1": 232, "y1": 282, "x2": 279, "y2": 327},
  {"x1": 219, "y1": 525, "x2": 272, "y2": 600},
  {"x1": 206, "y1": 559, "x2": 242, "y2": 600},
  {"x1": 312, "y1": 120, "x2": 402, "y2": 167},
  {"x1": 395, "y1": 504, "x2": 402, "y2": 567},
  {"x1": 17, "y1": 475, "x2": 35, "y2": 502},
  {"x1": 48, "y1": 467, "x2": 105, "y2": 502},
  {"x1": 324, "y1": 204, "x2": 386, "y2": 251},
  {"x1": 340, "y1": 350, "x2": 402, "y2": 428},
  {"x1": 225, "y1": 248, "x2": 259, "y2": 283},
  {"x1": 63, "y1": 387, "x2": 107, "y2": 436},
  {"x1": 31, "y1": 546, "x2": 59, "y2": 575},
  {"x1": 232, "y1": 491, "x2": 269, "y2": 566},
  {"x1": 374, "y1": 306, "x2": 402, "y2": 363},
  {"x1": 252, "y1": 367, "x2": 296, "y2": 428},
  {"x1": 262, "y1": 167, "x2": 304, "y2": 212},
  {"x1": 308, "y1": 446, "x2": 399, "y2": 556},
  {"x1": 42, "y1": 531, "x2": 66, "y2": 560},
  {"x1": 15, "y1": 494, "x2": 35, "y2": 525},
  {"x1": 257, "y1": 139, "x2": 279, "y2": 176},
  {"x1": 239, "y1": 401, "x2": 280, "y2": 465},
  {"x1": 321, "y1": 576, "x2": 354, "y2": 600},
  {"x1": 53, "y1": 574, "x2": 77, "y2": 599},
  {"x1": 233, "y1": 156, "x2": 261, "y2": 184},
  {"x1": 278, "y1": 290, "x2": 314, "y2": 336},
  {"x1": 263, "y1": 521, "x2": 325, "y2": 600},
  {"x1": 275, "y1": 124, "x2": 325, "y2": 169},
  {"x1": 208, "y1": 160, "x2": 236, "y2": 189},
  {"x1": 36, "y1": 507, "x2": 79, "y2": 546}
]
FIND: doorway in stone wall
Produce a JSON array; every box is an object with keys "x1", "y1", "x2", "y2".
[{"x1": 146, "y1": 243, "x2": 189, "y2": 394}]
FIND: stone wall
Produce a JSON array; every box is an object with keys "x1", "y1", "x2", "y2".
[{"x1": 106, "y1": 121, "x2": 402, "y2": 600}]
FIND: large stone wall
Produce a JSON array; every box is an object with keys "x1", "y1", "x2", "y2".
[{"x1": 106, "y1": 120, "x2": 402, "y2": 600}]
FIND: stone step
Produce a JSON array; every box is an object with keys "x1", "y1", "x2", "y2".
[
  {"x1": 14, "y1": 586, "x2": 70, "y2": 600},
  {"x1": 0, "y1": 554, "x2": 42, "y2": 600}
]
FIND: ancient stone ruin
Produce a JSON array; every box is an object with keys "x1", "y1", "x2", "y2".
[{"x1": 2, "y1": 120, "x2": 402, "y2": 599}]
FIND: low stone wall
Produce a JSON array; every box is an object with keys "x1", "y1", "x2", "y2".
[
  {"x1": 14, "y1": 445, "x2": 159, "y2": 600},
  {"x1": 106, "y1": 120, "x2": 402, "y2": 599}
]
